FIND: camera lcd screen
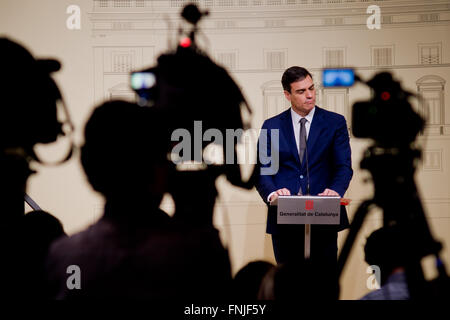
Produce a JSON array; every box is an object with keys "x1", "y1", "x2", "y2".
[
  {"x1": 130, "y1": 72, "x2": 156, "y2": 90},
  {"x1": 322, "y1": 69, "x2": 355, "y2": 87}
]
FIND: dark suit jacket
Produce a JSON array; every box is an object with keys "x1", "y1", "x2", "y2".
[{"x1": 256, "y1": 106, "x2": 353, "y2": 235}]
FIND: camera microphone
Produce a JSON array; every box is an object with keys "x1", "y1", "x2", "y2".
[{"x1": 305, "y1": 138, "x2": 311, "y2": 196}]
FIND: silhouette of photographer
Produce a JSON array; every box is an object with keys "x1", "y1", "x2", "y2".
[
  {"x1": 131, "y1": 4, "x2": 256, "y2": 227},
  {"x1": 0, "y1": 38, "x2": 70, "y2": 298},
  {"x1": 154, "y1": 46, "x2": 254, "y2": 227},
  {"x1": 45, "y1": 101, "x2": 232, "y2": 299}
]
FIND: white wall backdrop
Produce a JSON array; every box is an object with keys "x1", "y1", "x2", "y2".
[{"x1": 1, "y1": 0, "x2": 449, "y2": 299}]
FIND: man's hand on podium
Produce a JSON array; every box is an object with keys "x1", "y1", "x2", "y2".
[
  {"x1": 269, "y1": 188, "x2": 348, "y2": 206},
  {"x1": 318, "y1": 188, "x2": 339, "y2": 196},
  {"x1": 269, "y1": 188, "x2": 291, "y2": 204}
]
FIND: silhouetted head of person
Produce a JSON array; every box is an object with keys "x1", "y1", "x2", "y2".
[
  {"x1": 258, "y1": 259, "x2": 338, "y2": 300},
  {"x1": 364, "y1": 225, "x2": 410, "y2": 285},
  {"x1": 81, "y1": 100, "x2": 170, "y2": 208},
  {"x1": 0, "y1": 38, "x2": 65, "y2": 153},
  {"x1": 20, "y1": 210, "x2": 66, "y2": 260},
  {"x1": 232, "y1": 260, "x2": 275, "y2": 300}
]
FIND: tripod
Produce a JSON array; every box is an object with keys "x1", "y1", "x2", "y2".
[{"x1": 337, "y1": 145, "x2": 448, "y2": 299}]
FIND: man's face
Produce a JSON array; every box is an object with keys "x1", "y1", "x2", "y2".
[{"x1": 284, "y1": 75, "x2": 316, "y2": 117}]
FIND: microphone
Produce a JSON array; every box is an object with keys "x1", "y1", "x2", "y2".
[{"x1": 305, "y1": 136, "x2": 311, "y2": 196}]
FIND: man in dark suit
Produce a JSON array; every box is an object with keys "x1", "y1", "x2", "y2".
[{"x1": 256, "y1": 66, "x2": 353, "y2": 267}]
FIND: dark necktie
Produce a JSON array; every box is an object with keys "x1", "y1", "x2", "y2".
[{"x1": 299, "y1": 118, "x2": 307, "y2": 165}]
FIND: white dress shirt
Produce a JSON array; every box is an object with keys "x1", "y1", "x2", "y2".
[
  {"x1": 267, "y1": 106, "x2": 316, "y2": 202},
  {"x1": 290, "y1": 106, "x2": 315, "y2": 154}
]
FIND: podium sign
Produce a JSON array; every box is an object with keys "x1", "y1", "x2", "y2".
[{"x1": 276, "y1": 196, "x2": 340, "y2": 225}]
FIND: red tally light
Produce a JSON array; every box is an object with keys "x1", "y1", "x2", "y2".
[
  {"x1": 381, "y1": 91, "x2": 391, "y2": 101},
  {"x1": 180, "y1": 37, "x2": 191, "y2": 48}
]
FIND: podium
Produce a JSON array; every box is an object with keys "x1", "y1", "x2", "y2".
[{"x1": 271, "y1": 195, "x2": 341, "y2": 259}]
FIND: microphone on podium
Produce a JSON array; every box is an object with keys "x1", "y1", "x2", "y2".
[{"x1": 305, "y1": 137, "x2": 311, "y2": 196}]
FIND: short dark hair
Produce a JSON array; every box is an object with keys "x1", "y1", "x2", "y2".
[
  {"x1": 81, "y1": 100, "x2": 170, "y2": 197},
  {"x1": 364, "y1": 225, "x2": 410, "y2": 284},
  {"x1": 281, "y1": 66, "x2": 312, "y2": 92}
]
